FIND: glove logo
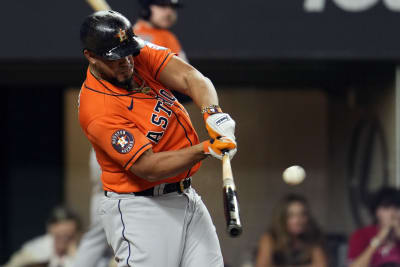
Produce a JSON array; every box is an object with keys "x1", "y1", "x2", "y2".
[
  {"x1": 111, "y1": 129, "x2": 135, "y2": 154},
  {"x1": 216, "y1": 115, "x2": 229, "y2": 126}
]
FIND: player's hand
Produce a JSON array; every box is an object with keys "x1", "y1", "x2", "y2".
[
  {"x1": 204, "y1": 113, "x2": 236, "y2": 141},
  {"x1": 203, "y1": 137, "x2": 237, "y2": 160}
]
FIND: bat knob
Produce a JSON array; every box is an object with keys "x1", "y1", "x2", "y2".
[{"x1": 228, "y1": 224, "x2": 242, "y2": 237}]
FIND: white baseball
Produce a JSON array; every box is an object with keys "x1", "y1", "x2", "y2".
[{"x1": 282, "y1": 165, "x2": 306, "y2": 185}]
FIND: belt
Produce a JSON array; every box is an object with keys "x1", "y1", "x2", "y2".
[{"x1": 104, "y1": 177, "x2": 191, "y2": 197}]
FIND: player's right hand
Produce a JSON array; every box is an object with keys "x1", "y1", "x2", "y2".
[
  {"x1": 204, "y1": 112, "x2": 236, "y2": 141},
  {"x1": 203, "y1": 137, "x2": 237, "y2": 160}
]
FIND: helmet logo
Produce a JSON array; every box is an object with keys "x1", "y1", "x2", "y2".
[{"x1": 116, "y1": 28, "x2": 128, "y2": 42}]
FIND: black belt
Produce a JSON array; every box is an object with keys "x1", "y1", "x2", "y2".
[{"x1": 105, "y1": 177, "x2": 191, "y2": 197}]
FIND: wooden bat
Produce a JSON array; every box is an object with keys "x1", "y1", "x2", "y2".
[{"x1": 222, "y1": 153, "x2": 242, "y2": 237}]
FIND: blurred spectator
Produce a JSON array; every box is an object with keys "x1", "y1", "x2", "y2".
[
  {"x1": 134, "y1": 0, "x2": 187, "y2": 61},
  {"x1": 255, "y1": 194, "x2": 328, "y2": 267},
  {"x1": 348, "y1": 187, "x2": 400, "y2": 267},
  {"x1": 4, "y1": 206, "x2": 81, "y2": 267}
]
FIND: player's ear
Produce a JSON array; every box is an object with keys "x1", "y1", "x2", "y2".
[{"x1": 83, "y1": 50, "x2": 97, "y2": 65}]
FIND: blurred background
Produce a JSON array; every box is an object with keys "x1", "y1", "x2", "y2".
[{"x1": 1, "y1": 0, "x2": 400, "y2": 267}]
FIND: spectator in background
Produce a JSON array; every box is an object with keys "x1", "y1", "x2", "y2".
[
  {"x1": 4, "y1": 206, "x2": 81, "y2": 267},
  {"x1": 255, "y1": 194, "x2": 328, "y2": 267},
  {"x1": 134, "y1": 0, "x2": 187, "y2": 62},
  {"x1": 348, "y1": 187, "x2": 400, "y2": 267}
]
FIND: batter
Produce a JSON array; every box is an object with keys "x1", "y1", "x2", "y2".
[{"x1": 78, "y1": 11, "x2": 237, "y2": 267}]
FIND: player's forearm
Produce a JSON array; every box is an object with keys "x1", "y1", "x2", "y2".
[
  {"x1": 130, "y1": 143, "x2": 207, "y2": 182},
  {"x1": 183, "y1": 69, "x2": 219, "y2": 109}
]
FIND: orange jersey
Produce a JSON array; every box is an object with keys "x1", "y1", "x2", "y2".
[
  {"x1": 79, "y1": 45, "x2": 201, "y2": 193},
  {"x1": 133, "y1": 20, "x2": 182, "y2": 55}
]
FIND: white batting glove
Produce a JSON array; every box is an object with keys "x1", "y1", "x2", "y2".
[
  {"x1": 204, "y1": 113, "x2": 236, "y2": 141},
  {"x1": 203, "y1": 137, "x2": 237, "y2": 160}
]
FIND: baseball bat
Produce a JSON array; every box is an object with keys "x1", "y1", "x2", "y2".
[{"x1": 222, "y1": 152, "x2": 242, "y2": 237}]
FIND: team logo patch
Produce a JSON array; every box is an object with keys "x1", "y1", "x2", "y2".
[
  {"x1": 111, "y1": 130, "x2": 134, "y2": 154},
  {"x1": 116, "y1": 28, "x2": 128, "y2": 42}
]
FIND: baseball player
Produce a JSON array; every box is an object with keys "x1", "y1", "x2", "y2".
[
  {"x1": 78, "y1": 10, "x2": 237, "y2": 267},
  {"x1": 74, "y1": 1, "x2": 188, "y2": 266}
]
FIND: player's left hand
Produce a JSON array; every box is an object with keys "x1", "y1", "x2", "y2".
[
  {"x1": 204, "y1": 113, "x2": 236, "y2": 140},
  {"x1": 203, "y1": 136, "x2": 237, "y2": 160}
]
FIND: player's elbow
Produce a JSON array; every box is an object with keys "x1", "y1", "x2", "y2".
[
  {"x1": 184, "y1": 69, "x2": 212, "y2": 93},
  {"x1": 185, "y1": 68, "x2": 207, "y2": 83},
  {"x1": 130, "y1": 167, "x2": 162, "y2": 182},
  {"x1": 141, "y1": 172, "x2": 164, "y2": 183}
]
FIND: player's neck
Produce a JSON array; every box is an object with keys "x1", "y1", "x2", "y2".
[{"x1": 89, "y1": 65, "x2": 139, "y2": 90}]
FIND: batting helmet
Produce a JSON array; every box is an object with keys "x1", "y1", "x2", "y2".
[{"x1": 80, "y1": 11, "x2": 145, "y2": 60}]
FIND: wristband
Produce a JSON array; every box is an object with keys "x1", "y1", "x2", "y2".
[{"x1": 201, "y1": 104, "x2": 222, "y2": 115}]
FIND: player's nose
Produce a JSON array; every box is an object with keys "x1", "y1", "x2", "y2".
[{"x1": 118, "y1": 56, "x2": 131, "y2": 66}]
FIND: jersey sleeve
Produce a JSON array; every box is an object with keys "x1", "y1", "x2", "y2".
[
  {"x1": 140, "y1": 45, "x2": 175, "y2": 80},
  {"x1": 87, "y1": 115, "x2": 152, "y2": 170}
]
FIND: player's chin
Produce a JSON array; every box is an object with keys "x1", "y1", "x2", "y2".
[{"x1": 117, "y1": 70, "x2": 133, "y2": 81}]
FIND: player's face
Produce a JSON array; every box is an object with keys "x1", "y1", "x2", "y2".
[
  {"x1": 102, "y1": 55, "x2": 135, "y2": 86},
  {"x1": 86, "y1": 50, "x2": 135, "y2": 88},
  {"x1": 48, "y1": 220, "x2": 79, "y2": 257},
  {"x1": 376, "y1": 205, "x2": 400, "y2": 227},
  {"x1": 150, "y1": 5, "x2": 177, "y2": 29},
  {"x1": 286, "y1": 201, "x2": 308, "y2": 236}
]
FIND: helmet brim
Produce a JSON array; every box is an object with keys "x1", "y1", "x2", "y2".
[{"x1": 102, "y1": 36, "x2": 145, "y2": 60}]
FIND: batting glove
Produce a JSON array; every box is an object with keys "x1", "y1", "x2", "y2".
[
  {"x1": 204, "y1": 112, "x2": 236, "y2": 141},
  {"x1": 203, "y1": 137, "x2": 237, "y2": 160}
]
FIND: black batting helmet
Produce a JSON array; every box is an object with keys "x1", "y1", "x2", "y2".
[{"x1": 80, "y1": 11, "x2": 145, "y2": 60}]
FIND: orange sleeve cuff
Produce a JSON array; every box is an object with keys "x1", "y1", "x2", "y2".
[
  {"x1": 155, "y1": 52, "x2": 175, "y2": 80},
  {"x1": 123, "y1": 142, "x2": 152, "y2": 170}
]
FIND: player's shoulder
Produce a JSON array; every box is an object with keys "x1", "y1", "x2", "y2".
[
  {"x1": 135, "y1": 41, "x2": 171, "y2": 65},
  {"x1": 144, "y1": 40, "x2": 169, "y2": 51}
]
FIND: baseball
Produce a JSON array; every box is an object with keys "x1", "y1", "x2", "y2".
[{"x1": 282, "y1": 165, "x2": 306, "y2": 185}]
